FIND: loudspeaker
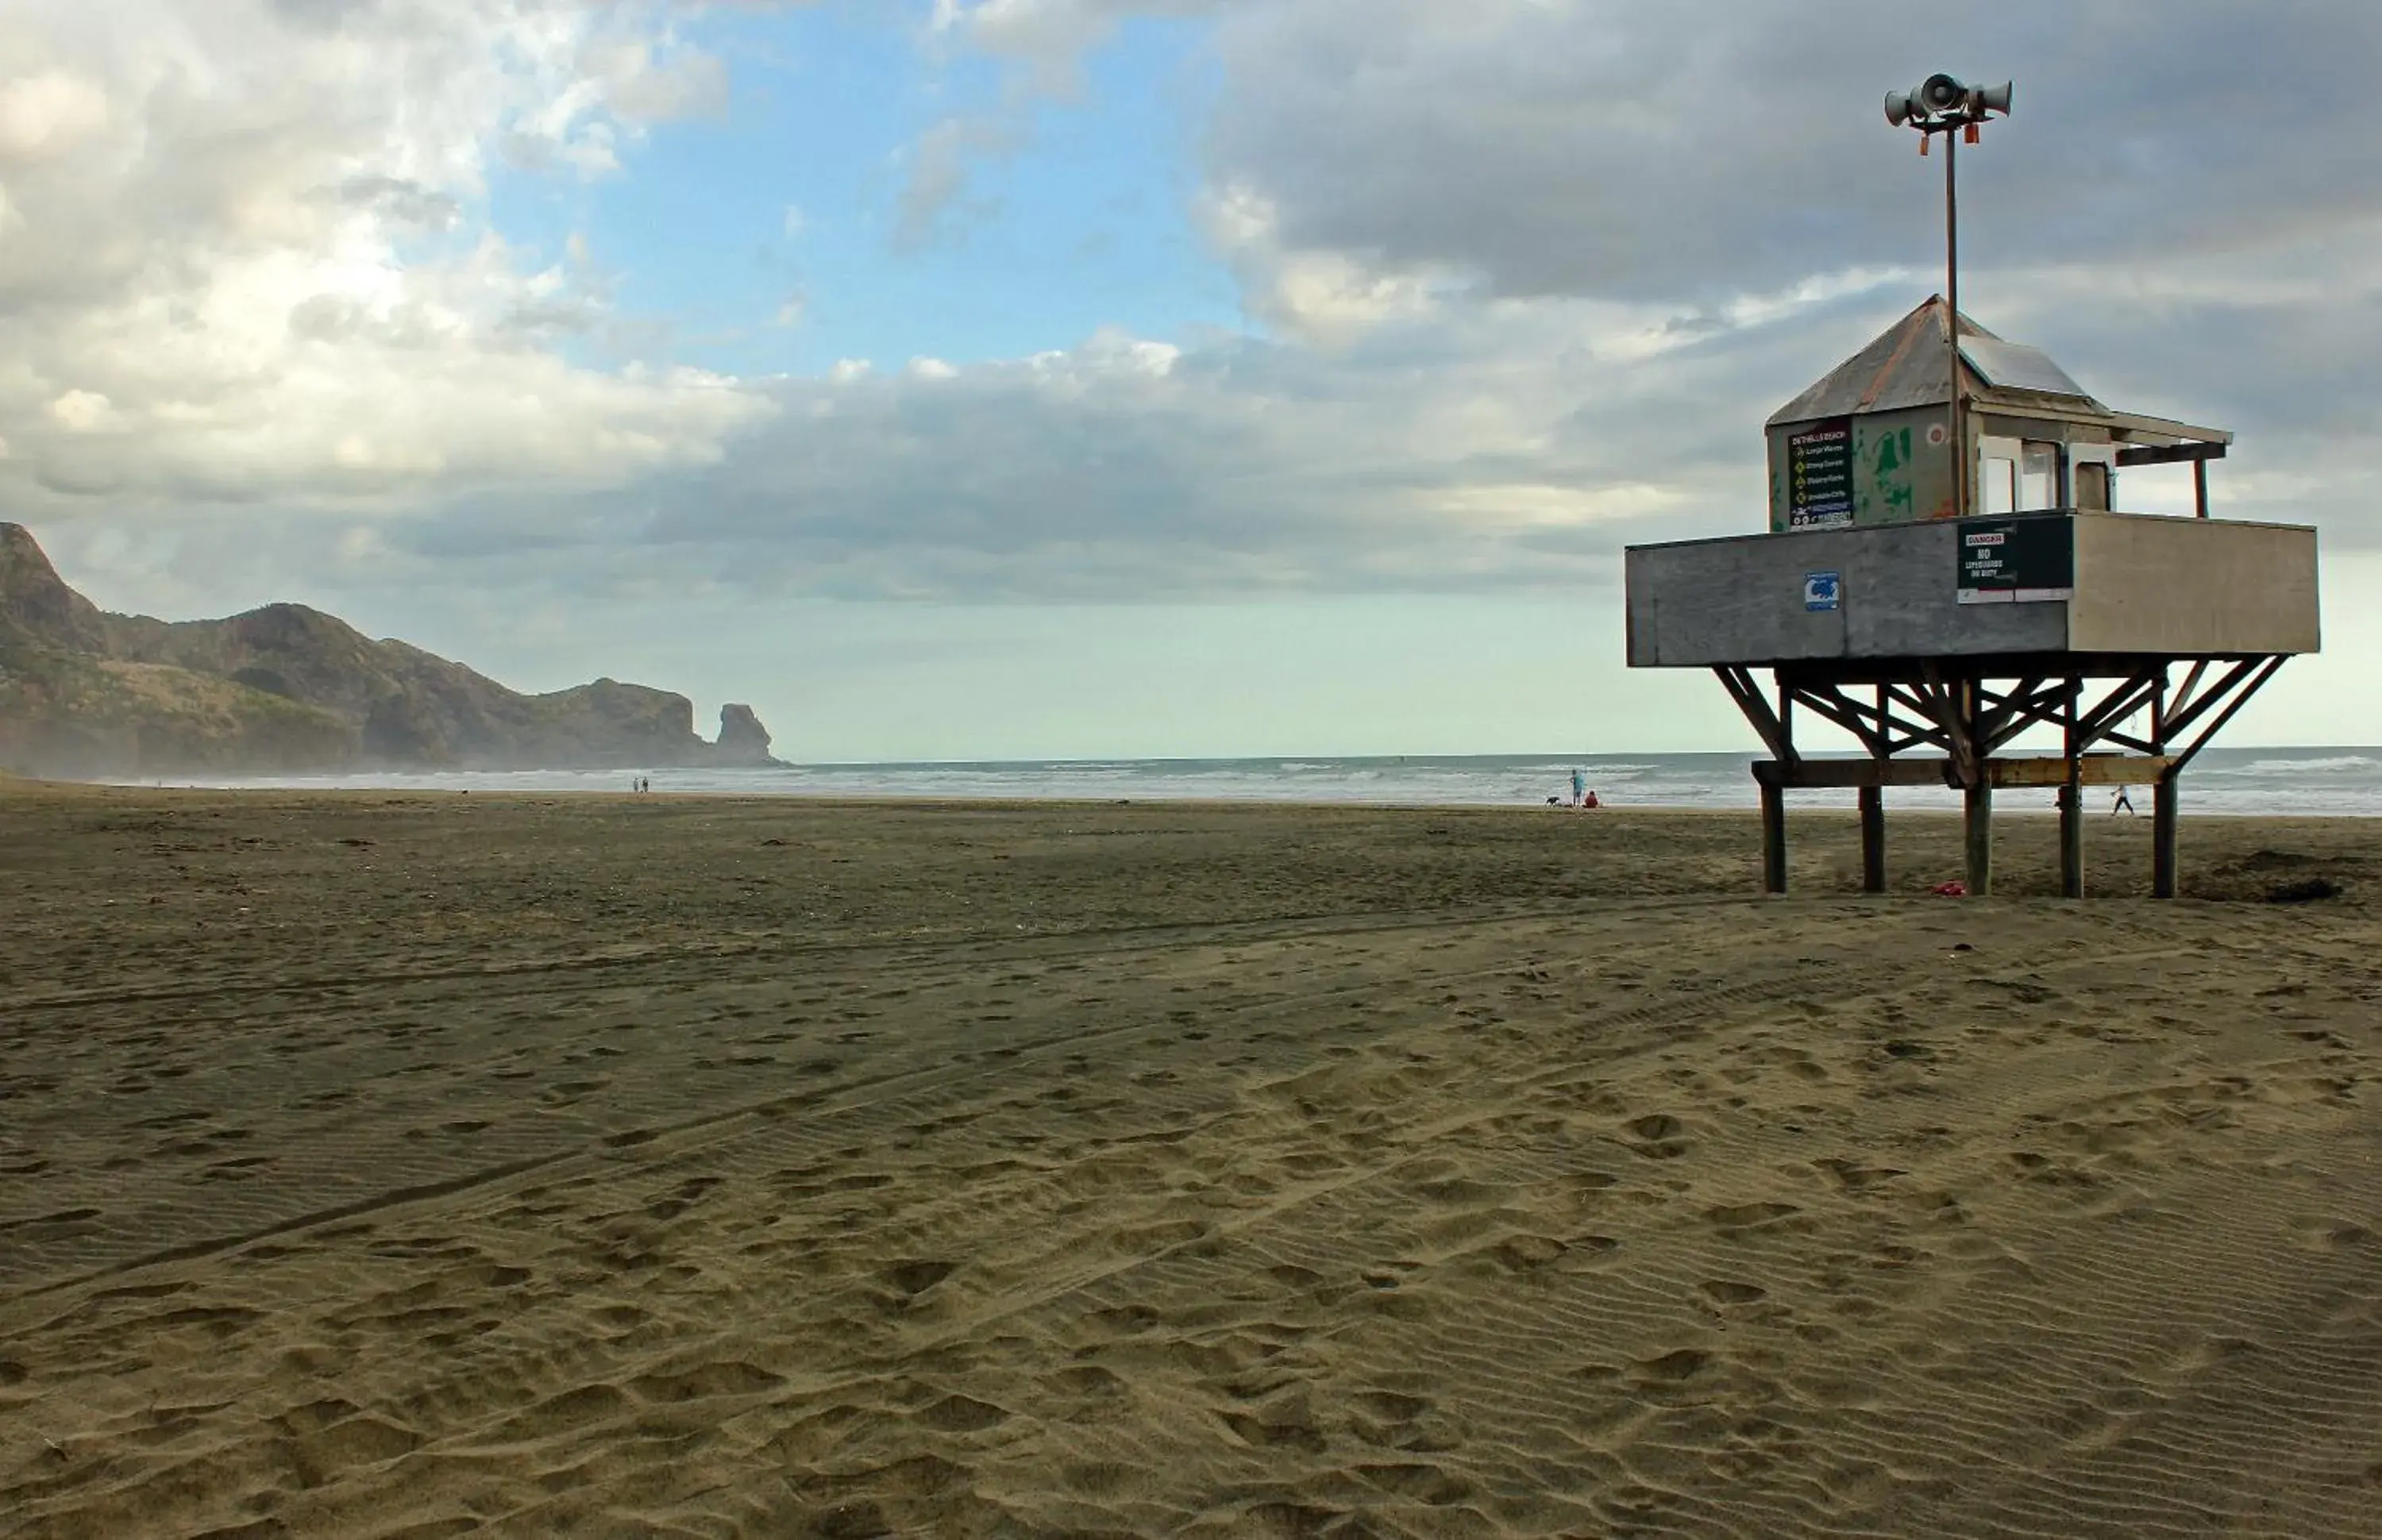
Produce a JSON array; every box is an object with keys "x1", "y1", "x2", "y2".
[
  {"x1": 1917, "y1": 74, "x2": 1968, "y2": 116},
  {"x1": 1884, "y1": 90, "x2": 1914, "y2": 126},
  {"x1": 1973, "y1": 80, "x2": 2014, "y2": 117}
]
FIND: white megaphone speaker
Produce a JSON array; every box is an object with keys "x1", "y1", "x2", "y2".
[
  {"x1": 1916, "y1": 74, "x2": 1968, "y2": 118},
  {"x1": 1884, "y1": 90, "x2": 1915, "y2": 127},
  {"x1": 1972, "y1": 80, "x2": 2014, "y2": 117}
]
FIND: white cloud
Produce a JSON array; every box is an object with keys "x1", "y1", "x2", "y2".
[
  {"x1": 20, "y1": 0, "x2": 2382, "y2": 641},
  {"x1": 46, "y1": 389, "x2": 120, "y2": 433},
  {"x1": 912, "y1": 0, "x2": 2382, "y2": 556},
  {"x1": 0, "y1": 0, "x2": 770, "y2": 511},
  {"x1": 931, "y1": 0, "x2": 1226, "y2": 87},
  {"x1": 895, "y1": 114, "x2": 1021, "y2": 247},
  {"x1": 900, "y1": 0, "x2": 1230, "y2": 241},
  {"x1": 0, "y1": 67, "x2": 109, "y2": 160},
  {"x1": 593, "y1": 38, "x2": 730, "y2": 124}
]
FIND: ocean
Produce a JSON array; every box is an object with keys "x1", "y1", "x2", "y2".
[{"x1": 152, "y1": 746, "x2": 2382, "y2": 817}]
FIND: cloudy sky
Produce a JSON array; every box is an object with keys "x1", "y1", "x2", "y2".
[{"x1": 5, "y1": 0, "x2": 2377, "y2": 760}]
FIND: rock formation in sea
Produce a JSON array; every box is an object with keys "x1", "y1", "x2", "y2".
[
  {"x1": 0, "y1": 522, "x2": 784, "y2": 777},
  {"x1": 713, "y1": 703, "x2": 776, "y2": 767}
]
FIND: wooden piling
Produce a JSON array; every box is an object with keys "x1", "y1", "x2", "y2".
[
  {"x1": 1859, "y1": 784, "x2": 1886, "y2": 893},
  {"x1": 2059, "y1": 773, "x2": 2085, "y2": 899},
  {"x1": 1760, "y1": 780, "x2": 1787, "y2": 895},
  {"x1": 1964, "y1": 779, "x2": 1993, "y2": 897},
  {"x1": 2153, "y1": 777, "x2": 2180, "y2": 899},
  {"x1": 2060, "y1": 682, "x2": 2084, "y2": 899}
]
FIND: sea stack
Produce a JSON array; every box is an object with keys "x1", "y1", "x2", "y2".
[{"x1": 713, "y1": 703, "x2": 777, "y2": 767}]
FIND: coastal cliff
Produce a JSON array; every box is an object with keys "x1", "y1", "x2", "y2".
[{"x1": 0, "y1": 523, "x2": 783, "y2": 777}]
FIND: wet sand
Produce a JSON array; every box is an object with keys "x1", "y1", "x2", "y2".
[{"x1": 2, "y1": 785, "x2": 2378, "y2": 1538}]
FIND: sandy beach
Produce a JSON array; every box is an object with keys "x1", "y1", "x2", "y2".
[{"x1": 2, "y1": 786, "x2": 2378, "y2": 1538}]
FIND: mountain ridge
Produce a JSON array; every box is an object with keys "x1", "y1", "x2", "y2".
[{"x1": 0, "y1": 523, "x2": 781, "y2": 778}]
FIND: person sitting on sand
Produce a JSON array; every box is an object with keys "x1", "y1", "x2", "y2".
[{"x1": 1583, "y1": 790, "x2": 1601, "y2": 810}]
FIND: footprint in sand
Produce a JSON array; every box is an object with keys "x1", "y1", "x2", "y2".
[
  {"x1": 916, "y1": 1394, "x2": 1010, "y2": 1432},
  {"x1": 1700, "y1": 1280, "x2": 1767, "y2": 1305},
  {"x1": 1634, "y1": 1347, "x2": 1715, "y2": 1385},
  {"x1": 885, "y1": 1259, "x2": 959, "y2": 1296},
  {"x1": 1483, "y1": 1234, "x2": 1570, "y2": 1272},
  {"x1": 1623, "y1": 1114, "x2": 1691, "y2": 1159}
]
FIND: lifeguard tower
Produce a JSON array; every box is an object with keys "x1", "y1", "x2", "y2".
[{"x1": 1623, "y1": 75, "x2": 2321, "y2": 899}]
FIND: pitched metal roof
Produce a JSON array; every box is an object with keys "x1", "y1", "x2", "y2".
[{"x1": 1766, "y1": 295, "x2": 2112, "y2": 426}]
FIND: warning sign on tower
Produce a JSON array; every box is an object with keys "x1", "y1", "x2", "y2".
[{"x1": 1956, "y1": 514, "x2": 2075, "y2": 603}]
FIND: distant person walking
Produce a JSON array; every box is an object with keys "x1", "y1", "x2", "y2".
[
  {"x1": 1571, "y1": 768, "x2": 1586, "y2": 808},
  {"x1": 2111, "y1": 784, "x2": 2136, "y2": 817}
]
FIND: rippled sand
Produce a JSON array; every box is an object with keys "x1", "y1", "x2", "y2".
[{"x1": 2, "y1": 786, "x2": 2377, "y2": 1537}]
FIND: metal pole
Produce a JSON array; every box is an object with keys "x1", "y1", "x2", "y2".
[{"x1": 1945, "y1": 126, "x2": 1965, "y2": 522}]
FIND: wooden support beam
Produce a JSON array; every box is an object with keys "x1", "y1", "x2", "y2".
[
  {"x1": 2153, "y1": 779, "x2": 2180, "y2": 899},
  {"x1": 1754, "y1": 758, "x2": 1942, "y2": 788},
  {"x1": 1783, "y1": 684, "x2": 1886, "y2": 753},
  {"x1": 1713, "y1": 654, "x2": 2272, "y2": 906},
  {"x1": 1965, "y1": 779, "x2": 1994, "y2": 898},
  {"x1": 2059, "y1": 775, "x2": 2085, "y2": 897},
  {"x1": 1860, "y1": 785, "x2": 1887, "y2": 895},
  {"x1": 1998, "y1": 755, "x2": 2170, "y2": 787},
  {"x1": 2060, "y1": 681, "x2": 2084, "y2": 899},
  {"x1": 2167, "y1": 660, "x2": 2210, "y2": 725},
  {"x1": 2165, "y1": 658, "x2": 2263, "y2": 741},
  {"x1": 1713, "y1": 667, "x2": 1794, "y2": 765},
  {"x1": 2114, "y1": 442, "x2": 2227, "y2": 468},
  {"x1": 1976, "y1": 675, "x2": 2056, "y2": 753},
  {"x1": 1917, "y1": 668, "x2": 1977, "y2": 787},
  {"x1": 1780, "y1": 653, "x2": 2251, "y2": 690},
  {"x1": 2152, "y1": 668, "x2": 2177, "y2": 902},
  {"x1": 1752, "y1": 754, "x2": 2168, "y2": 790},
  {"x1": 1760, "y1": 780, "x2": 1786, "y2": 896},
  {"x1": 1962, "y1": 675, "x2": 1993, "y2": 899},
  {"x1": 2076, "y1": 674, "x2": 2156, "y2": 740},
  {"x1": 2168, "y1": 656, "x2": 2288, "y2": 775}
]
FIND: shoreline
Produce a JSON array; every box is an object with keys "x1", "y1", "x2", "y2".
[{"x1": 14, "y1": 775, "x2": 2381, "y2": 820}]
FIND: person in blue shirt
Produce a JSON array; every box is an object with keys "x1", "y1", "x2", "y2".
[{"x1": 1571, "y1": 768, "x2": 1586, "y2": 808}]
